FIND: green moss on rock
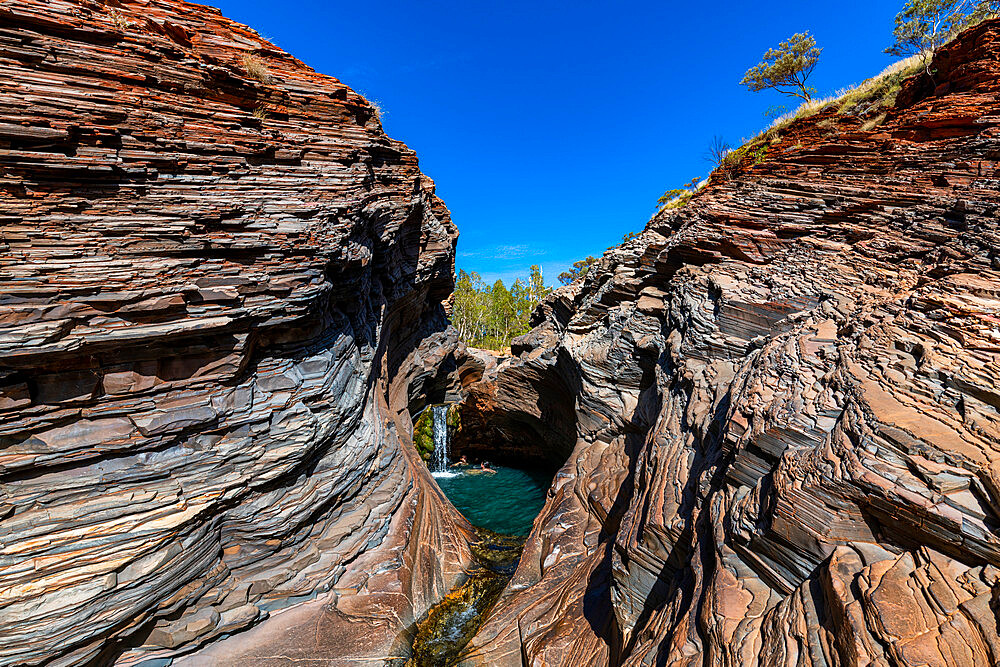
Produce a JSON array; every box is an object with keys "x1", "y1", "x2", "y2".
[
  {"x1": 446, "y1": 403, "x2": 461, "y2": 431},
  {"x1": 413, "y1": 408, "x2": 435, "y2": 461}
]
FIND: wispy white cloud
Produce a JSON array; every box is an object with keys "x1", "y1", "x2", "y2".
[
  {"x1": 458, "y1": 244, "x2": 535, "y2": 260},
  {"x1": 496, "y1": 244, "x2": 531, "y2": 258}
]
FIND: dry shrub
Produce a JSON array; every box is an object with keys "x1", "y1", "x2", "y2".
[
  {"x1": 108, "y1": 9, "x2": 133, "y2": 31},
  {"x1": 242, "y1": 53, "x2": 273, "y2": 84}
]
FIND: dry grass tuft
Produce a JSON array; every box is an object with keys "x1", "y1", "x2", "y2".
[
  {"x1": 755, "y1": 95, "x2": 836, "y2": 137},
  {"x1": 367, "y1": 98, "x2": 385, "y2": 122},
  {"x1": 108, "y1": 9, "x2": 134, "y2": 31},
  {"x1": 242, "y1": 54, "x2": 273, "y2": 84},
  {"x1": 251, "y1": 104, "x2": 270, "y2": 120},
  {"x1": 835, "y1": 53, "x2": 925, "y2": 115},
  {"x1": 860, "y1": 112, "x2": 888, "y2": 132}
]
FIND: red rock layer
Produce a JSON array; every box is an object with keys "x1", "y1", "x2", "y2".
[
  {"x1": 0, "y1": 0, "x2": 472, "y2": 664},
  {"x1": 462, "y1": 20, "x2": 1000, "y2": 667}
]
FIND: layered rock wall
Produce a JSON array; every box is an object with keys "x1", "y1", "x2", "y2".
[
  {"x1": 464, "y1": 21, "x2": 1000, "y2": 666},
  {"x1": 0, "y1": 1, "x2": 471, "y2": 664}
]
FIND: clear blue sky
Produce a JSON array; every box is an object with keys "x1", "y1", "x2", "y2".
[{"x1": 206, "y1": 0, "x2": 905, "y2": 285}]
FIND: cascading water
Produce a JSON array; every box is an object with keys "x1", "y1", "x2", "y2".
[{"x1": 431, "y1": 404, "x2": 450, "y2": 474}]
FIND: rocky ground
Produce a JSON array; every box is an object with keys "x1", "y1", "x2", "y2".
[
  {"x1": 458, "y1": 20, "x2": 1000, "y2": 667},
  {"x1": 0, "y1": 1, "x2": 473, "y2": 664}
]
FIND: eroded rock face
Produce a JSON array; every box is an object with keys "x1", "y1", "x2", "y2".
[
  {"x1": 463, "y1": 20, "x2": 1000, "y2": 666},
  {"x1": 0, "y1": 1, "x2": 472, "y2": 664},
  {"x1": 451, "y1": 345, "x2": 577, "y2": 470}
]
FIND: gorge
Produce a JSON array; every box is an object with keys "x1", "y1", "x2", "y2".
[{"x1": 2, "y1": 1, "x2": 1000, "y2": 666}]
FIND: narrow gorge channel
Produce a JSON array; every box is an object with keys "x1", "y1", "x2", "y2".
[{"x1": 408, "y1": 404, "x2": 557, "y2": 665}]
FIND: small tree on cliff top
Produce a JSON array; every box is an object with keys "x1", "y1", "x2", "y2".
[
  {"x1": 886, "y1": 0, "x2": 978, "y2": 79},
  {"x1": 740, "y1": 32, "x2": 822, "y2": 102}
]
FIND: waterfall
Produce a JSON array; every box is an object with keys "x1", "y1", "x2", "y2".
[{"x1": 431, "y1": 405, "x2": 449, "y2": 473}]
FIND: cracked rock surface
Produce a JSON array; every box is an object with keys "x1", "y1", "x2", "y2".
[
  {"x1": 0, "y1": 1, "x2": 472, "y2": 664},
  {"x1": 460, "y1": 20, "x2": 1000, "y2": 667}
]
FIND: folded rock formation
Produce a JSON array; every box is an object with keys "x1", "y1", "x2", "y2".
[
  {"x1": 460, "y1": 20, "x2": 1000, "y2": 667},
  {"x1": 6, "y1": 1, "x2": 1000, "y2": 665},
  {"x1": 0, "y1": 1, "x2": 473, "y2": 664}
]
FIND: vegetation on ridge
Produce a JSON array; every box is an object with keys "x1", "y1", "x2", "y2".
[
  {"x1": 465, "y1": 1, "x2": 1000, "y2": 337},
  {"x1": 740, "y1": 32, "x2": 822, "y2": 102},
  {"x1": 658, "y1": 176, "x2": 704, "y2": 210},
  {"x1": 888, "y1": 0, "x2": 997, "y2": 79},
  {"x1": 656, "y1": 0, "x2": 1000, "y2": 200},
  {"x1": 558, "y1": 256, "x2": 598, "y2": 286}
]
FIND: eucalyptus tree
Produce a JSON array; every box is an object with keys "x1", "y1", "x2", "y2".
[
  {"x1": 886, "y1": 0, "x2": 996, "y2": 80},
  {"x1": 740, "y1": 32, "x2": 822, "y2": 102},
  {"x1": 450, "y1": 266, "x2": 551, "y2": 350}
]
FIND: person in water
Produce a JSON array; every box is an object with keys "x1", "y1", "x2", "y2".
[
  {"x1": 480, "y1": 460, "x2": 496, "y2": 474},
  {"x1": 450, "y1": 455, "x2": 468, "y2": 468}
]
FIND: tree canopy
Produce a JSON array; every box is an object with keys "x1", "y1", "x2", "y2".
[
  {"x1": 558, "y1": 256, "x2": 597, "y2": 286},
  {"x1": 886, "y1": 1, "x2": 1000, "y2": 79},
  {"x1": 885, "y1": 0, "x2": 1000, "y2": 78},
  {"x1": 450, "y1": 265, "x2": 551, "y2": 350},
  {"x1": 887, "y1": 0, "x2": 971, "y2": 60},
  {"x1": 740, "y1": 32, "x2": 822, "y2": 101}
]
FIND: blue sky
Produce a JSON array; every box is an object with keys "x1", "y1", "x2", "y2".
[{"x1": 207, "y1": 0, "x2": 906, "y2": 285}]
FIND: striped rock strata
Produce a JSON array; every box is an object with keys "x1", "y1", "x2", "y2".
[
  {"x1": 0, "y1": 0, "x2": 472, "y2": 664},
  {"x1": 461, "y1": 20, "x2": 1000, "y2": 667}
]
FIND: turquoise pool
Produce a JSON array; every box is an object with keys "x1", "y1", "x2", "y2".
[{"x1": 433, "y1": 465, "x2": 550, "y2": 536}]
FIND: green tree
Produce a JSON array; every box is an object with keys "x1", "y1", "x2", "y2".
[
  {"x1": 451, "y1": 270, "x2": 486, "y2": 342},
  {"x1": 740, "y1": 32, "x2": 822, "y2": 102},
  {"x1": 558, "y1": 256, "x2": 597, "y2": 286},
  {"x1": 485, "y1": 280, "x2": 509, "y2": 348},
  {"x1": 449, "y1": 266, "x2": 552, "y2": 350},
  {"x1": 885, "y1": 0, "x2": 982, "y2": 80},
  {"x1": 526, "y1": 264, "x2": 551, "y2": 304},
  {"x1": 968, "y1": 1, "x2": 1000, "y2": 24}
]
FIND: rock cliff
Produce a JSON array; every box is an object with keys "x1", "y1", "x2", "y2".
[
  {"x1": 461, "y1": 20, "x2": 1000, "y2": 666},
  {"x1": 0, "y1": 0, "x2": 473, "y2": 664}
]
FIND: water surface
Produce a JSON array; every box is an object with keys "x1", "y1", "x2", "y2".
[
  {"x1": 434, "y1": 465, "x2": 550, "y2": 536},
  {"x1": 407, "y1": 463, "x2": 552, "y2": 664}
]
